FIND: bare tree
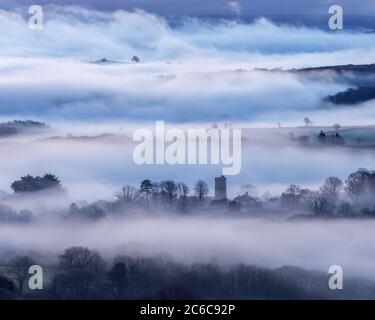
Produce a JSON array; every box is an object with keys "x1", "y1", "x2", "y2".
[
  {"x1": 194, "y1": 180, "x2": 209, "y2": 201},
  {"x1": 9, "y1": 256, "x2": 35, "y2": 294},
  {"x1": 177, "y1": 182, "x2": 190, "y2": 199},
  {"x1": 114, "y1": 185, "x2": 139, "y2": 205},
  {"x1": 345, "y1": 168, "x2": 371, "y2": 198},
  {"x1": 58, "y1": 247, "x2": 106, "y2": 274},
  {"x1": 160, "y1": 181, "x2": 178, "y2": 201},
  {"x1": 176, "y1": 183, "x2": 190, "y2": 212},
  {"x1": 108, "y1": 262, "x2": 128, "y2": 298},
  {"x1": 151, "y1": 182, "x2": 161, "y2": 203},
  {"x1": 304, "y1": 117, "x2": 313, "y2": 127},
  {"x1": 337, "y1": 201, "x2": 356, "y2": 218},
  {"x1": 309, "y1": 196, "x2": 334, "y2": 216},
  {"x1": 280, "y1": 184, "x2": 308, "y2": 208},
  {"x1": 320, "y1": 177, "x2": 343, "y2": 199}
]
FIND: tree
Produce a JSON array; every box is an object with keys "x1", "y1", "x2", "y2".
[
  {"x1": 114, "y1": 185, "x2": 139, "y2": 205},
  {"x1": 304, "y1": 118, "x2": 313, "y2": 127},
  {"x1": 233, "y1": 194, "x2": 262, "y2": 211},
  {"x1": 361, "y1": 207, "x2": 375, "y2": 218},
  {"x1": 345, "y1": 168, "x2": 371, "y2": 198},
  {"x1": 228, "y1": 200, "x2": 241, "y2": 212},
  {"x1": 0, "y1": 274, "x2": 16, "y2": 299},
  {"x1": 68, "y1": 203, "x2": 105, "y2": 221},
  {"x1": 108, "y1": 262, "x2": 128, "y2": 298},
  {"x1": 11, "y1": 173, "x2": 62, "y2": 193},
  {"x1": 336, "y1": 201, "x2": 356, "y2": 218},
  {"x1": 280, "y1": 184, "x2": 302, "y2": 208},
  {"x1": 52, "y1": 247, "x2": 107, "y2": 300},
  {"x1": 0, "y1": 274, "x2": 15, "y2": 292},
  {"x1": 39, "y1": 173, "x2": 61, "y2": 190},
  {"x1": 52, "y1": 268, "x2": 99, "y2": 299},
  {"x1": 177, "y1": 183, "x2": 190, "y2": 212},
  {"x1": 131, "y1": 56, "x2": 140, "y2": 63},
  {"x1": 309, "y1": 196, "x2": 334, "y2": 217},
  {"x1": 58, "y1": 247, "x2": 106, "y2": 274},
  {"x1": 160, "y1": 181, "x2": 178, "y2": 201},
  {"x1": 11, "y1": 175, "x2": 38, "y2": 193},
  {"x1": 194, "y1": 180, "x2": 209, "y2": 201},
  {"x1": 0, "y1": 204, "x2": 33, "y2": 224},
  {"x1": 9, "y1": 256, "x2": 35, "y2": 294},
  {"x1": 318, "y1": 130, "x2": 327, "y2": 144},
  {"x1": 140, "y1": 179, "x2": 153, "y2": 201},
  {"x1": 156, "y1": 285, "x2": 197, "y2": 299},
  {"x1": 150, "y1": 182, "x2": 161, "y2": 204},
  {"x1": 320, "y1": 177, "x2": 343, "y2": 199},
  {"x1": 177, "y1": 183, "x2": 189, "y2": 199}
]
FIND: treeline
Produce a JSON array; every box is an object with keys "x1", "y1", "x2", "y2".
[
  {"x1": 326, "y1": 86, "x2": 375, "y2": 105},
  {"x1": 0, "y1": 204, "x2": 32, "y2": 224},
  {"x1": 66, "y1": 168, "x2": 375, "y2": 221},
  {"x1": 281, "y1": 168, "x2": 375, "y2": 220},
  {"x1": 1, "y1": 246, "x2": 375, "y2": 300},
  {"x1": 2, "y1": 168, "x2": 375, "y2": 223},
  {"x1": 66, "y1": 179, "x2": 211, "y2": 220},
  {"x1": 0, "y1": 120, "x2": 48, "y2": 136}
]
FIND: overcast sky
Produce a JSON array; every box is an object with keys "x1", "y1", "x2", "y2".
[{"x1": 1, "y1": 0, "x2": 375, "y2": 16}]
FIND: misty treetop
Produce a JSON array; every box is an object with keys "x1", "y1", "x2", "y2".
[
  {"x1": 0, "y1": 120, "x2": 48, "y2": 137},
  {"x1": 11, "y1": 173, "x2": 62, "y2": 193},
  {"x1": 0, "y1": 204, "x2": 32, "y2": 224}
]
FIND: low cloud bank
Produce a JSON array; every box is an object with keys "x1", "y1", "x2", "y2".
[
  {"x1": 0, "y1": 6, "x2": 374, "y2": 122},
  {"x1": 1, "y1": 217, "x2": 375, "y2": 280},
  {"x1": 1, "y1": 6, "x2": 375, "y2": 60}
]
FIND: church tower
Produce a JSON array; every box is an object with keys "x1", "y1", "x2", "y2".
[{"x1": 215, "y1": 175, "x2": 227, "y2": 200}]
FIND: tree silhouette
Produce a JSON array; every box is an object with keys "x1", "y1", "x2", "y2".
[
  {"x1": 194, "y1": 180, "x2": 209, "y2": 201},
  {"x1": 140, "y1": 179, "x2": 153, "y2": 201},
  {"x1": 304, "y1": 118, "x2": 313, "y2": 127},
  {"x1": 160, "y1": 181, "x2": 178, "y2": 201},
  {"x1": 345, "y1": 168, "x2": 371, "y2": 198},
  {"x1": 320, "y1": 177, "x2": 343, "y2": 199},
  {"x1": 9, "y1": 256, "x2": 35, "y2": 294},
  {"x1": 58, "y1": 247, "x2": 106, "y2": 274},
  {"x1": 114, "y1": 186, "x2": 139, "y2": 205},
  {"x1": 108, "y1": 263, "x2": 128, "y2": 298},
  {"x1": 11, "y1": 173, "x2": 62, "y2": 193},
  {"x1": 0, "y1": 274, "x2": 15, "y2": 293}
]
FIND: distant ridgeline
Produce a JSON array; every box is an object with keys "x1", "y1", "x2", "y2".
[
  {"x1": 0, "y1": 120, "x2": 49, "y2": 136},
  {"x1": 255, "y1": 63, "x2": 375, "y2": 74},
  {"x1": 326, "y1": 86, "x2": 375, "y2": 105},
  {"x1": 291, "y1": 63, "x2": 375, "y2": 106},
  {"x1": 293, "y1": 63, "x2": 375, "y2": 74}
]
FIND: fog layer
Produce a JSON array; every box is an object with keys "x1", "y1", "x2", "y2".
[{"x1": 1, "y1": 217, "x2": 374, "y2": 279}]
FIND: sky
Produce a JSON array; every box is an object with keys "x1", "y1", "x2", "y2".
[{"x1": 1, "y1": 0, "x2": 375, "y2": 16}]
